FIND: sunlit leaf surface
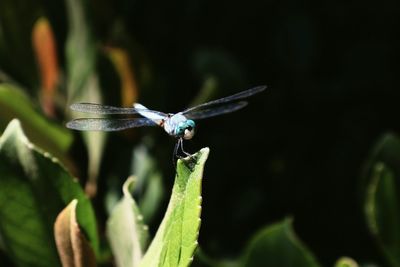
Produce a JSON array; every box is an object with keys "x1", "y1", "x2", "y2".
[{"x1": 139, "y1": 148, "x2": 210, "y2": 267}]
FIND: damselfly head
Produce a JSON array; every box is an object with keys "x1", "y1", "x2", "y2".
[{"x1": 175, "y1": 120, "x2": 196, "y2": 140}]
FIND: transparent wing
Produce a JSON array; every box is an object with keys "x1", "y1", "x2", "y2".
[
  {"x1": 182, "y1": 85, "x2": 266, "y2": 114},
  {"x1": 184, "y1": 101, "x2": 248, "y2": 120},
  {"x1": 66, "y1": 118, "x2": 157, "y2": 131},
  {"x1": 70, "y1": 103, "x2": 167, "y2": 117}
]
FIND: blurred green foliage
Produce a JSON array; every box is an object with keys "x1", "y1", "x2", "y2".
[
  {"x1": 0, "y1": 120, "x2": 98, "y2": 266},
  {"x1": 0, "y1": 0, "x2": 399, "y2": 266},
  {"x1": 240, "y1": 218, "x2": 320, "y2": 267}
]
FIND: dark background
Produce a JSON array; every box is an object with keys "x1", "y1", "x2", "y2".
[
  {"x1": 1, "y1": 0, "x2": 400, "y2": 266},
  {"x1": 106, "y1": 1, "x2": 398, "y2": 265}
]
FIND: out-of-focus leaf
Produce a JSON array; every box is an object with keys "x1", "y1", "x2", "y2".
[
  {"x1": 105, "y1": 47, "x2": 139, "y2": 107},
  {"x1": 32, "y1": 17, "x2": 59, "y2": 117},
  {"x1": 188, "y1": 76, "x2": 218, "y2": 108},
  {"x1": 65, "y1": 0, "x2": 106, "y2": 197},
  {"x1": 80, "y1": 83, "x2": 106, "y2": 197},
  {"x1": 54, "y1": 199, "x2": 97, "y2": 267},
  {"x1": 192, "y1": 49, "x2": 245, "y2": 93},
  {"x1": 72, "y1": 77, "x2": 106, "y2": 197},
  {"x1": 139, "y1": 148, "x2": 210, "y2": 267},
  {"x1": 362, "y1": 133, "x2": 400, "y2": 190},
  {"x1": 365, "y1": 163, "x2": 400, "y2": 266},
  {"x1": 107, "y1": 176, "x2": 149, "y2": 267},
  {"x1": 362, "y1": 133, "x2": 400, "y2": 266},
  {"x1": 65, "y1": 0, "x2": 96, "y2": 101},
  {"x1": 131, "y1": 143, "x2": 164, "y2": 223},
  {"x1": 194, "y1": 218, "x2": 320, "y2": 267},
  {"x1": 335, "y1": 257, "x2": 359, "y2": 267},
  {"x1": 241, "y1": 218, "x2": 320, "y2": 267},
  {"x1": 0, "y1": 83, "x2": 72, "y2": 163},
  {"x1": 193, "y1": 247, "x2": 239, "y2": 267},
  {"x1": 0, "y1": 119, "x2": 99, "y2": 266}
]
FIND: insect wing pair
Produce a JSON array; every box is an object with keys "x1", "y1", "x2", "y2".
[{"x1": 67, "y1": 85, "x2": 266, "y2": 157}]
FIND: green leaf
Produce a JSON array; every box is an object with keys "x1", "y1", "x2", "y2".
[
  {"x1": 65, "y1": 0, "x2": 96, "y2": 101},
  {"x1": 107, "y1": 176, "x2": 149, "y2": 267},
  {"x1": 0, "y1": 83, "x2": 73, "y2": 161},
  {"x1": 188, "y1": 76, "x2": 218, "y2": 108},
  {"x1": 241, "y1": 218, "x2": 320, "y2": 267},
  {"x1": 365, "y1": 163, "x2": 400, "y2": 266},
  {"x1": 193, "y1": 219, "x2": 320, "y2": 267},
  {"x1": 362, "y1": 133, "x2": 400, "y2": 266},
  {"x1": 139, "y1": 148, "x2": 210, "y2": 267},
  {"x1": 334, "y1": 257, "x2": 359, "y2": 267},
  {"x1": 192, "y1": 49, "x2": 246, "y2": 92},
  {"x1": 0, "y1": 119, "x2": 99, "y2": 266},
  {"x1": 362, "y1": 133, "x2": 400, "y2": 193},
  {"x1": 131, "y1": 143, "x2": 164, "y2": 223},
  {"x1": 193, "y1": 247, "x2": 239, "y2": 267},
  {"x1": 65, "y1": 0, "x2": 106, "y2": 196}
]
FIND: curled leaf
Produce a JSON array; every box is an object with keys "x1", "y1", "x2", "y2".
[
  {"x1": 54, "y1": 199, "x2": 97, "y2": 267},
  {"x1": 365, "y1": 163, "x2": 400, "y2": 266},
  {"x1": 107, "y1": 176, "x2": 149, "y2": 267}
]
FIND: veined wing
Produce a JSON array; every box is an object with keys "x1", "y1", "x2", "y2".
[
  {"x1": 66, "y1": 118, "x2": 157, "y2": 131},
  {"x1": 184, "y1": 101, "x2": 248, "y2": 120},
  {"x1": 70, "y1": 103, "x2": 167, "y2": 117},
  {"x1": 182, "y1": 85, "x2": 266, "y2": 114}
]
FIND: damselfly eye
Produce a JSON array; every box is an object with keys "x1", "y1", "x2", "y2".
[
  {"x1": 174, "y1": 122, "x2": 186, "y2": 136},
  {"x1": 186, "y1": 120, "x2": 195, "y2": 129}
]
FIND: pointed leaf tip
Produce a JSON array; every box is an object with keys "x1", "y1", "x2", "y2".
[
  {"x1": 177, "y1": 147, "x2": 210, "y2": 171},
  {"x1": 334, "y1": 257, "x2": 359, "y2": 267},
  {"x1": 0, "y1": 119, "x2": 23, "y2": 140}
]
